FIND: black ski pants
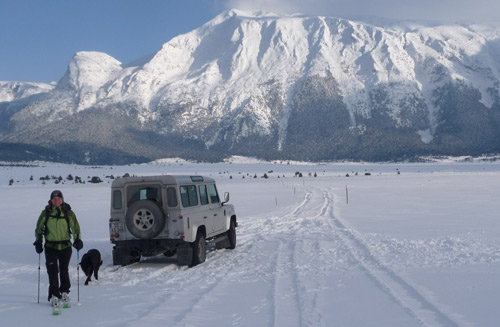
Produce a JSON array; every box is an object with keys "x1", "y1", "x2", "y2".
[{"x1": 45, "y1": 246, "x2": 72, "y2": 301}]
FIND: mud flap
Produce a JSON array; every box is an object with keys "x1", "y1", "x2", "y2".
[
  {"x1": 176, "y1": 245, "x2": 193, "y2": 266},
  {"x1": 215, "y1": 237, "x2": 230, "y2": 249},
  {"x1": 113, "y1": 247, "x2": 134, "y2": 266}
]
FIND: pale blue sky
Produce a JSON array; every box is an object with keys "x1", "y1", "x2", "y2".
[
  {"x1": 1, "y1": 0, "x2": 498, "y2": 83},
  {"x1": 0, "y1": 0, "x2": 223, "y2": 83}
]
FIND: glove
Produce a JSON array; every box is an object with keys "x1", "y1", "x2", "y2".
[
  {"x1": 73, "y1": 238, "x2": 83, "y2": 250},
  {"x1": 33, "y1": 239, "x2": 43, "y2": 254}
]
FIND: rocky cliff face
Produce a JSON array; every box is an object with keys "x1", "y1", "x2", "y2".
[{"x1": 1, "y1": 10, "x2": 500, "y2": 164}]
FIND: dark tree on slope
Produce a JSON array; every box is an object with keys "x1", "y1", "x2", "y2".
[
  {"x1": 283, "y1": 74, "x2": 353, "y2": 161},
  {"x1": 432, "y1": 81, "x2": 500, "y2": 155},
  {"x1": 352, "y1": 85, "x2": 430, "y2": 161}
]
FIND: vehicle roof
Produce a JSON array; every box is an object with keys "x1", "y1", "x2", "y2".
[{"x1": 111, "y1": 175, "x2": 216, "y2": 188}]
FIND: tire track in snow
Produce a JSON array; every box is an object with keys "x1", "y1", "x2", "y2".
[
  {"x1": 321, "y1": 189, "x2": 467, "y2": 327},
  {"x1": 269, "y1": 183, "x2": 336, "y2": 327},
  {"x1": 101, "y1": 186, "x2": 311, "y2": 327},
  {"x1": 271, "y1": 239, "x2": 302, "y2": 327},
  {"x1": 289, "y1": 190, "x2": 313, "y2": 216},
  {"x1": 267, "y1": 183, "x2": 344, "y2": 326},
  {"x1": 290, "y1": 237, "x2": 335, "y2": 327},
  {"x1": 112, "y1": 262, "x2": 225, "y2": 327},
  {"x1": 268, "y1": 185, "x2": 312, "y2": 327},
  {"x1": 120, "y1": 264, "x2": 181, "y2": 286},
  {"x1": 262, "y1": 184, "x2": 319, "y2": 327},
  {"x1": 169, "y1": 277, "x2": 224, "y2": 326}
]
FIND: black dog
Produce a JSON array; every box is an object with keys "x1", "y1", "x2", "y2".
[{"x1": 80, "y1": 249, "x2": 103, "y2": 285}]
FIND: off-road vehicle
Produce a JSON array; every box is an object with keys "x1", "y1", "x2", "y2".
[{"x1": 109, "y1": 175, "x2": 237, "y2": 266}]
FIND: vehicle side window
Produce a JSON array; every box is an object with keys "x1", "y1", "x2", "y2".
[
  {"x1": 167, "y1": 187, "x2": 178, "y2": 207},
  {"x1": 208, "y1": 184, "x2": 219, "y2": 204},
  {"x1": 199, "y1": 185, "x2": 209, "y2": 205},
  {"x1": 180, "y1": 185, "x2": 199, "y2": 207}
]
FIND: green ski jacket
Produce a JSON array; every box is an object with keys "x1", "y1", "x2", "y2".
[{"x1": 34, "y1": 203, "x2": 81, "y2": 250}]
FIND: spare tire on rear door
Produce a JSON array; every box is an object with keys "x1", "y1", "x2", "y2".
[{"x1": 125, "y1": 200, "x2": 165, "y2": 239}]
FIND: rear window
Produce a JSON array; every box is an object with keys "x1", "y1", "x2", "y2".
[
  {"x1": 112, "y1": 190, "x2": 122, "y2": 209},
  {"x1": 167, "y1": 187, "x2": 178, "y2": 207},
  {"x1": 127, "y1": 185, "x2": 162, "y2": 206}
]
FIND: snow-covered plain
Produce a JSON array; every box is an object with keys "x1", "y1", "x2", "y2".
[{"x1": 1, "y1": 158, "x2": 499, "y2": 326}]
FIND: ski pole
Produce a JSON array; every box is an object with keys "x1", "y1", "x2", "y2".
[
  {"x1": 77, "y1": 250, "x2": 80, "y2": 303},
  {"x1": 37, "y1": 253, "x2": 41, "y2": 304}
]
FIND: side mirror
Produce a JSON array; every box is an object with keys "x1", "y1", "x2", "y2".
[{"x1": 222, "y1": 192, "x2": 230, "y2": 205}]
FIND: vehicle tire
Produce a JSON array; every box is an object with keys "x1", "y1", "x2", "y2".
[
  {"x1": 191, "y1": 231, "x2": 206, "y2": 266},
  {"x1": 226, "y1": 220, "x2": 236, "y2": 249},
  {"x1": 125, "y1": 200, "x2": 165, "y2": 239}
]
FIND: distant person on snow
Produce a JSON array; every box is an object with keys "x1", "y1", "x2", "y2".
[{"x1": 33, "y1": 190, "x2": 83, "y2": 305}]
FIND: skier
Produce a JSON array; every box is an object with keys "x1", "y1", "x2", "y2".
[{"x1": 33, "y1": 190, "x2": 83, "y2": 311}]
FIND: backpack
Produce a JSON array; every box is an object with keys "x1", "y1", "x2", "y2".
[{"x1": 43, "y1": 202, "x2": 73, "y2": 242}]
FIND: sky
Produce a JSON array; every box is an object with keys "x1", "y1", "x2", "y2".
[{"x1": 1, "y1": 0, "x2": 499, "y2": 84}]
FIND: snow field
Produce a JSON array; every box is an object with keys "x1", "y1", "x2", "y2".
[{"x1": 0, "y1": 160, "x2": 499, "y2": 326}]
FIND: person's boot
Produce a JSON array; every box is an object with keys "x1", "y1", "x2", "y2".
[
  {"x1": 51, "y1": 296, "x2": 61, "y2": 315},
  {"x1": 61, "y1": 292, "x2": 71, "y2": 308}
]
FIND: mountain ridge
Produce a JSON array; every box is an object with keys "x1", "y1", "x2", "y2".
[{"x1": 1, "y1": 10, "x2": 500, "y2": 164}]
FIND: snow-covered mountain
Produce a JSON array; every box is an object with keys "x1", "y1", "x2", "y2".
[
  {"x1": 1, "y1": 10, "x2": 500, "y2": 164},
  {"x1": 0, "y1": 81, "x2": 54, "y2": 101}
]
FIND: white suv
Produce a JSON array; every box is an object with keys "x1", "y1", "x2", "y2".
[{"x1": 109, "y1": 175, "x2": 237, "y2": 266}]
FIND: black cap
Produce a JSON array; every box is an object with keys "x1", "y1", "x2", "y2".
[{"x1": 50, "y1": 190, "x2": 63, "y2": 200}]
